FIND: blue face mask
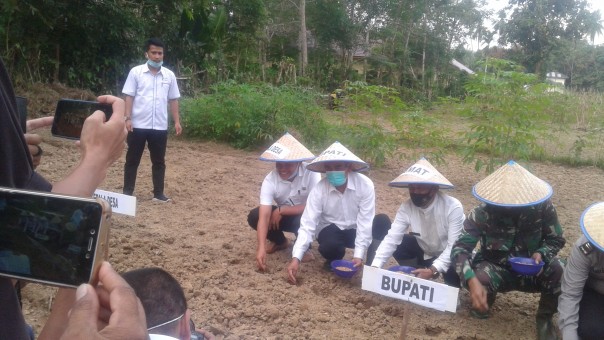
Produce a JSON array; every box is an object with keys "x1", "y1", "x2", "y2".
[
  {"x1": 147, "y1": 59, "x2": 163, "y2": 69},
  {"x1": 326, "y1": 171, "x2": 347, "y2": 187}
]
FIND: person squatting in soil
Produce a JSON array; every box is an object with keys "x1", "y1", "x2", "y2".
[
  {"x1": 369, "y1": 158, "x2": 464, "y2": 287},
  {"x1": 558, "y1": 202, "x2": 604, "y2": 340},
  {"x1": 451, "y1": 161, "x2": 565, "y2": 340},
  {"x1": 122, "y1": 37, "x2": 182, "y2": 202},
  {"x1": 0, "y1": 58, "x2": 148, "y2": 339},
  {"x1": 247, "y1": 133, "x2": 321, "y2": 271},
  {"x1": 286, "y1": 142, "x2": 390, "y2": 285}
]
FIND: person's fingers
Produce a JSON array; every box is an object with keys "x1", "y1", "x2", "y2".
[
  {"x1": 97, "y1": 95, "x2": 125, "y2": 120},
  {"x1": 287, "y1": 263, "x2": 298, "y2": 284},
  {"x1": 96, "y1": 286, "x2": 111, "y2": 324},
  {"x1": 478, "y1": 291, "x2": 489, "y2": 311},
  {"x1": 61, "y1": 284, "x2": 98, "y2": 339},
  {"x1": 26, "y1": 116, "x2": 53, "y2": 132},
  {"x1": 94, "y1": 262, "x2": 147, "y2": 337},
  {"x1": 531, "y1": 252, "x2": 542, "y2": 264},
  {"x1": 287, "y1": 269, "x2": 296, "y2": 285},
  {"x1": 85, "y1": 109, "x2": 108, "y2": 125},
  {"x1": 24, "y1": 133, "x2": 42, "y2": 145},
  {"x1": 256, "y1": 252, "x2": 267, "y2": 271}
]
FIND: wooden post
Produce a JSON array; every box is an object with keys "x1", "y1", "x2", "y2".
[{"x1": 399, "y1": 304, "x2": 410, "y2": 339}]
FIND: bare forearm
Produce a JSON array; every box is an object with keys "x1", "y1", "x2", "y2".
[
  {"x1": 52, "y1": 160, "x2": 107, "y2": 197},
  {"x1": 278, "y1": 204, "x2": 305, "y2": 216},
  {"x1": 169, "y1": 99, "x2": 180, "y2": 124},
  {"x1": 38, "y1": 288, "x2": 75, "y2": 339}
]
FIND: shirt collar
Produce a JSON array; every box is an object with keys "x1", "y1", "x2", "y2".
[
  {"x1": 328, "y1": 172, "x2": 356, "y2": 193},
  {"x1": 143, "y1": 63, "x2": 162, "y2": 74}
]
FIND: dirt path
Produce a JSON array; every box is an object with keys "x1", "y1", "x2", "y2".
[{"x1": 21, "y1": 130, "x2": 604, "y2": 339}]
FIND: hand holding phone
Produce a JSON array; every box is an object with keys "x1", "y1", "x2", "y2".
[
  {"x1": 0, "y1": 187, "x2": 111, "y2": 288},
  {"x1": 78, "y1": 95, "x2": 127, "y2": 169},
  {"x1": 60, "y1": 262, "x2": 148, "y2": 340},
  {"x1": 52, "y1": 99, "x2": 113, "y2": 140}
]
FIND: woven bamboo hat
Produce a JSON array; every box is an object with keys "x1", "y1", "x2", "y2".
[
  {"x1": 259, "y1": 133, "x2": 315, "y2": 162},
  {"x1": 472, "y1": 160, "x2": 553, "y2": 207},
  {"x1": 389, "y1": 158, "x2": 454, "y2": 189},
  {"x1": 580, "y1": 202, "x2": 604, "y2": 251},
  {"x1": 306, "y1": 142, "x2": 368, "y2": 173}
]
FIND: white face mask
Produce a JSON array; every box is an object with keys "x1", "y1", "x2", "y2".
[{"x1": 147, "y1": 59, "x2": 163, "y2": 68}]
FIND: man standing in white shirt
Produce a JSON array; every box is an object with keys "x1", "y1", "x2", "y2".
[
  {"x1": 247, "y1": 133, "x2": 321, "y2": 271},
  {"x1": 286, "y1": 142, "x2": 389, "y2": 284},
  {"x1": 370, "y1": 158, "x2": 464, "y2": 287},
  {"x1": 122, "y1": 37, "x2": 182, "y2": 202}
]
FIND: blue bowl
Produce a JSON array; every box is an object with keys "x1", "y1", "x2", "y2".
[
  {"x1": 331, "y1": 260, "x2": 359, "y2": 278},
  {"x1": 387, "y1": 265, "x2": 416, "y2": 275},
  {"x1": 509, "y1": 257, "x2": 544, "y2": 276}
]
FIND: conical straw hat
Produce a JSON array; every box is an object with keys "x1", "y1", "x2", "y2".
[
  {"x1": 306, "y1": 142, "x2": 368, "y2": 173},
  {"x1": 580, "y1": 202, "x2": 604, "y2": 251},
  {"x1": 259, "y1": 133, "x2": 315, "y2": 162},
  {"x1": 389, "y1": 158, "x2": 454, "y2": 189},
  {"x1": 472, "y1": 160, "x2": 552, "y2": 206}
]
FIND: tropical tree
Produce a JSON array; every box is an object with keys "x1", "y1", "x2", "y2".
[{"x1": 497, "y1": 0, "x2": 601, "y2": 77}]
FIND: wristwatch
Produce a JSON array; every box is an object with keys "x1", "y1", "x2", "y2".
[
  {"x1": 430, "y1": 266, "x2": 440, "y2": 279},
  {"x1": 124, "y1": 116, "x2": 131, "y2": 121}
]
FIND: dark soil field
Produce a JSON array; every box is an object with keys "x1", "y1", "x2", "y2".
[{"x1": 17, "y1": 84, "x2": 604, "y2": 339}]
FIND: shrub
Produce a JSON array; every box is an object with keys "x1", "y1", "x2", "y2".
[{"x1": 181, "y1": 82, "x2": 329, "y2": 149}]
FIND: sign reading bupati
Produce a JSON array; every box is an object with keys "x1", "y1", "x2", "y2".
[{"x1": 361, "y1": 266, "x2": 458, "y2": 312}]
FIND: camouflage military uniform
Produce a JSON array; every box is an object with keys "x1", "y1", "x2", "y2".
[{"x1": 451, "y1": 199, "x2": 565, "y2": 329}]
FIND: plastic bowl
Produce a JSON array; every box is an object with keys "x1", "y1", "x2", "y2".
[
  {"x1": 387, "y1": 265, "x2": 416, "y2": 276},
  {"x1": 331, "y1": 260, "x2": 359, "y2": 279},
  {"x1": 509, "y1": 257, "x2": 544, "y2": 276}
]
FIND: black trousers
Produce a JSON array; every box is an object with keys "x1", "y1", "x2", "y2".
[
  {"x1": 123, "y1": 128, "x2": 168, "y2": 196},
  {"x1": 372, "y1": 214, "x2": 460, "y2": 287},
  {"x1": 247, "y1": 206, "x2": 302, "y2": 245},
  {"x1": 316, "y1": 214, "x2": 391, "y2": 262},
  {"x1": 578, "y1": 288, "x2": 604, "y2": 339}
]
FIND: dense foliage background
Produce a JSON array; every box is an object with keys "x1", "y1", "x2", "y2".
[
  {"x1": 3, "y1": 0, "x2": 603, "y2": 95},
  {"x1": 2, "y1": 0, "x2": 604, "y2": 170}
]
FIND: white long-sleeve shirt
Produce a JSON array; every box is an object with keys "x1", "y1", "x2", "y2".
[
  {"x1": 292, "y1": 172, "x2": 375, "y2": 260},
  {"x1": 371, "y1": 191, "x2": 464, "y2": 273},
  {"x1": 259, "y1": 162, "x2": 321, "y2": 207},
  {"x1": 558, "y1": 235, "x2": 604, "y2": 340}
]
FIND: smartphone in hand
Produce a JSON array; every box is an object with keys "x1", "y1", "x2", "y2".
[
  {"x1": 52, "y1": 99, "x2": 113, "y2": 140},
  {"x1": 0, "y1": 187, "x2": 111, "y2": 288}
]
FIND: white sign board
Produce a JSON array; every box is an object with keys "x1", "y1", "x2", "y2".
[
  {"x1": 93, "y1": 189, "x2": 136, "y2": 217},
  {"x1": 361, "y1": 266, "x2": 458, "y2": 313}
]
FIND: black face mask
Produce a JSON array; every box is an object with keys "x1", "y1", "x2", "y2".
[{"x1": 410, "y1": 193, "x2": 432, "y2": 207}]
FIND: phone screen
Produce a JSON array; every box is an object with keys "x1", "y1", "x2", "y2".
[
  {"x1": 0, "y1": 189, "x2": 103, "y2": 286},
  {"x1": 52, "y1": 99, "x2": 113, "y2": 140}
]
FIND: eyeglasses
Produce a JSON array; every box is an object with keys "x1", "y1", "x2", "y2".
[{"x1": 147, "y1": 313, "x2": 185, "y2": 331}]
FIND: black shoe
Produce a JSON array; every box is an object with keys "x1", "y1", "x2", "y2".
[
  {"x1": 152, "y1": 194, "x2": 172, "y2": 202},
  {"x1": 323, "y1": 260, "x2": 333, "y2": 272},
  {"x1": 123, "y1": 190, "x2": 133, "y2": 196}
]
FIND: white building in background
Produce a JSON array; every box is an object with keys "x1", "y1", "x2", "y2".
[
  {"x1": 546, "y1": 72, "x2": 567, "y2": 86},
  {"x1": 545, "y1": 72, "x2": 567, "y2": 93}
]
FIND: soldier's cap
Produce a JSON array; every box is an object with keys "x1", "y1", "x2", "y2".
[
  {"x1": 389, "y1": 157, "x2": 454, "y2": 189},
  {"x1": 472, "y1": 160, "x2": 552, "y2": 207},
  {"x1": 306, "y1": 141, "x2": 368, "y2": 173},
  {"x1": 580, "y1": 202, "x2": 604, "y2": 251},
  {"x1": 259, "y1": 132, "x2": 315, "y2": 162}
]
